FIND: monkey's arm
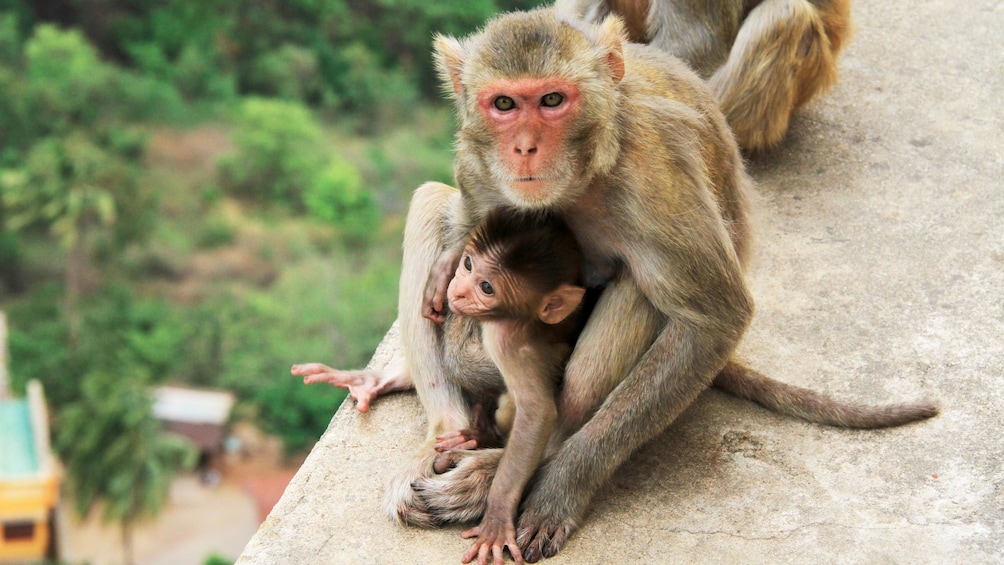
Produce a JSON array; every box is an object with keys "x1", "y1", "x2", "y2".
[
  {"x1": 465, "y1": 332, "x2": 558, "y2": 565},
  {"x1": 423, "y1": 187, "x2": 479, "y2": 323}
]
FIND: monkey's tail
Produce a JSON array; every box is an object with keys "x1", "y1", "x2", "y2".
[{"x1": 713, "y1": 359, "x2": 939, "y2": 429}]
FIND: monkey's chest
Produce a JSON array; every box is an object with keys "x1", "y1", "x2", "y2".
[{"x1": 564, "y1": 215, "x2": 621, "y2": 288}]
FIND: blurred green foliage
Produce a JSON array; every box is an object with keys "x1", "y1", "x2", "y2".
[
  {"x1": 218, "y1": 97, "x2": 327, "y2": 205},
  {"x1": 202, "y1": 553, "x2": 233, "y2": 565},
  {"x1": 0, "y1": 0, "x2": 547, "y2": 478},
  {"x1": 57, "y1": 369, "x2": 197, "y2": 565}
]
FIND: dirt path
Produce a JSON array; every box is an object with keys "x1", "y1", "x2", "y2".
[{"x1": 66, "y1": 474, "x2": 261, "y2": 565}]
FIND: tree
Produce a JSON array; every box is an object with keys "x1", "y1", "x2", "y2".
[
  {"x1": 217, "y1": 97, "x2": 326, "y2": 207},
  {"x1": 1, "y1": 23, "x2": 158, "y2": 340},
  {"x1": 2, "y1": 134, "x2": 123, "y2": 342},
  {"x1": 56, "y1": 371, "x2": 196, "y2": 565}
]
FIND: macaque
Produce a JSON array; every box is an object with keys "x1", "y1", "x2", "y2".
[
  {"x1": 555, "y1": 0, "x2": 852, "y2": 151},
  {"x1": 380, "y1": 9, "x2": 935, "y2": 563},
  {"x1": 443, "y1": 209, "x2": 586, "y2": 565}
]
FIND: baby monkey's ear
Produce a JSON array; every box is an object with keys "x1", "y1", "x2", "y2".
[{"x1": 538, "y1": 284, "x2": 586, "y2": 325}]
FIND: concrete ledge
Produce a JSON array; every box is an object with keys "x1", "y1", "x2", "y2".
[{"x1": 239, "y1": 3, "x2": 1003, "y2": 563}]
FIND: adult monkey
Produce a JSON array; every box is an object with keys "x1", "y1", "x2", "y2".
[
  {"x1": 557, "y1": 0, "x2": 852, "y2": 151},
  {"x1": 381, "y1": 7, "x2": 934, "y2": 563}
]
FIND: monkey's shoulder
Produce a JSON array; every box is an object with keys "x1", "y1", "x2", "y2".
[{"x1": 620, "y1": 42, "x2": 719, "y2": 116}]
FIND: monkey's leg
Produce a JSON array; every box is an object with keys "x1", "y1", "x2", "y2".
[
  {"x1": 547, "y1": 275, "x2": 664, "y2": 453},
  {"x1": 291, "y1": 352, "x2": 411, "y2": 413},
  {"x1": 709, "y1": 0, "x2": 850, "y2": 151},
  {"x1": 517, "y1": 278, "x2": 732, "y2": 562},
  {"x1": 383, "y1": 181, "x2": 476, "y2": 528}
]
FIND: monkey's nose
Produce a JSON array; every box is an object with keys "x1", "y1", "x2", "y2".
[{"x1": 515, "y1": 145, "x2": 538, "y2": 155}]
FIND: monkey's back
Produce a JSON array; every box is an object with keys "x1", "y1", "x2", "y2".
[{"x1": 616, "y1": 41, "x2": 754, "y2": 266}]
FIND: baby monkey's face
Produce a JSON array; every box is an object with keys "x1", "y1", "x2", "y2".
[{"x1": 447, "y1": 245, "x2": 507, "y2": 318}]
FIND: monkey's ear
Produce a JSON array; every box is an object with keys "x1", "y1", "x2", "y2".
[
  {"x1": 433, "y1": 34, "x2": 466, "y2": 98},
  {"x1": 597, "y1": 15, "x2": 626, "y2": 84},
  {"x1": 538, "y1": 285, "x2": 586, "y2": 325}
]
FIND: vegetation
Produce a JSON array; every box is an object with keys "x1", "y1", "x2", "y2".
[
  {"x1": 0, "y1": 0, "x2": 546, "y2": 540},
  {"x1": 57, "y1": 372, "x2": 197, "y2": 565}
]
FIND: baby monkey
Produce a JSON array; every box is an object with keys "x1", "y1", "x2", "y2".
[
  {"x1": 445, "y1": 209, "x2": 586, "y2": 565},
  {"x1": 294, "y1": 208, "x2": 585, "y2": 564}
]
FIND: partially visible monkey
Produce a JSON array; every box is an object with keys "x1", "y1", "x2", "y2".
[
  {"x1": 555, "y1": 0, "x2": 852, "y2": 151},
  {"x1": 444, "y1": 209, "x2": 586, "y2": 565},
  {"x1": 380, "y1": 9, "x2": 936, "y2": 562}
]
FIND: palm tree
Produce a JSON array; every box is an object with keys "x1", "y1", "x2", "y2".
[
  {"x1": 2, "y1": 134, "x2": 121, "y2": 344},
  {"x1": 57, "y1": 372, "x2": 196, "y2": 565}
]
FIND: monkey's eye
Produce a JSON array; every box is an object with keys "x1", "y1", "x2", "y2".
[
  {"x1": 464, "y1": 256, "x2": 472, "y2": 271},
  {"x1": 493, "y1": 96, "x2": 515, "y2": 111},
  {"x1": 541, "y1": 93, "x2": 564, "y2": 107},
  {"x1": 480, "y1": 281, "x2": 495, "y2": 295}
]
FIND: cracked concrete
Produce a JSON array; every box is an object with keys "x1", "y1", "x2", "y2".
[{"x1": 239, "y1": 2, "x2": 1003, "y2": 563}]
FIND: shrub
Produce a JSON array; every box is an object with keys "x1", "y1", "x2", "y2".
[
  {"x1": 304, "y1": 157, "x2": 380, "y2": 243},
  {"x1": 218, "y1": 97, "x2": 326, "y2": 207}
]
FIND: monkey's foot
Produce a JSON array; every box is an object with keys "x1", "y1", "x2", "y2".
[
  {"x1": 383, "y1": 453, "x2": 441, "y2": 528},
  {"x1": 412, "y1": 448, "x2": 501, "y2": 524},
  {"x1": 516, "y1": 490, "x2": 581, "y2": 562}
]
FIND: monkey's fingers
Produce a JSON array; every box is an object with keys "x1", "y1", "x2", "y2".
[
  {"x1": 423, "y1": 306, "x2": 446, "y2": 324},
  {"x1": 349, "y1": 388, "x2": 377, "y2": 413},
  {"x1": 432, "y1": 451, "x2": 457, "y2": 474},
  {"x1": 516, "y1": 511, "x2": 574, "y2": 563},
  {"x1": 290, "y1": 363, "x2": 335, "y2": 376},
  {"x1": 460, "y1": 534, "x2": 486, "y2": 564},
  {"x1": 491, "y1": 543, "x2": 506, "y2": 565},
  {"x1": 507, "y1": 536, "x2": 524, "y2": 565},
  {"x1": 435, "y1": 430, "x2": 479, "y2": 451}
]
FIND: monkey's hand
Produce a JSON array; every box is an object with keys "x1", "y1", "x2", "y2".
[
  {"x1": 435, "y1": 404, "x2": 504, "y2": 453},
  {"x1": 515, "y1": 463, "x2": 582, "y2": 563},
  {"x1": 435, "y1": 430, "x2": 479, "y2": 452},
  {"x1": 423, "y1": 249, "x2": 461, "y2": 323},
  {"x1": 462, "y1": 514, "x2": 523, "y2": 565},
  {"x1": 291, "y1": 363, "x2": 411, "y2": 413}
]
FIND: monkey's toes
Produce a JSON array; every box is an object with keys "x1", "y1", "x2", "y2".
[
  {"x1": 412, "y1": 474, "x2": 489, "y2": 525},
  {"x1": 517, "y1": 516, "x2": 574, "y2": 562}
]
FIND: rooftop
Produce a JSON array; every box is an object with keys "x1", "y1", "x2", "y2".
[
  {"x1": 0, "y1": 399, "x2": 37, "y2": 478},
  {"x1": 152, "y1": 386, "x2": 236, "y2": 425}
]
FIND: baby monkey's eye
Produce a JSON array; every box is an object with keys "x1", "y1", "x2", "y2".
[
  {"x1": 464, "y1": 256, "x2": 472, "y2": 271},
  {"x1": 480, "y1": 281, "x2": 494, "y2": 295},
  {"x1": 541, "y1": 92, "x2": 564, "y2": 107}
]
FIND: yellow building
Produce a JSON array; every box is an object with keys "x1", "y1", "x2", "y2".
[{"x1": 0, "y1": 380, "x2": 59, "y2": 563}]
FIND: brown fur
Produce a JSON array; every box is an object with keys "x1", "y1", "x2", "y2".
[{"x1": 557, "y1": 0, "x2": 853, "y2": 151}]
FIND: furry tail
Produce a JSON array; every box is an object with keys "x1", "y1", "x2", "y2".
[{"x1": 714, "y1": 359, "x2": 939, "y2": 428}]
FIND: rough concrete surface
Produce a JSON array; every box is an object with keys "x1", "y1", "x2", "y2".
[{"x1": 239, "y1": 2, "x2": 1003, "y2": 564}]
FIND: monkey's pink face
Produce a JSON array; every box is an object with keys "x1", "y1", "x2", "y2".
[
  {"x1": 476, "y1": 77, "x2": 581, "y2": 205},
  {"x1": 447, "y1": 247, "x2": 503, "y2": 318}
]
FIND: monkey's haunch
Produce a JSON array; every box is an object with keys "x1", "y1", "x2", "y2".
[{"x1": 714, "y1": 361, "x2": 940, "y2": 429}]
